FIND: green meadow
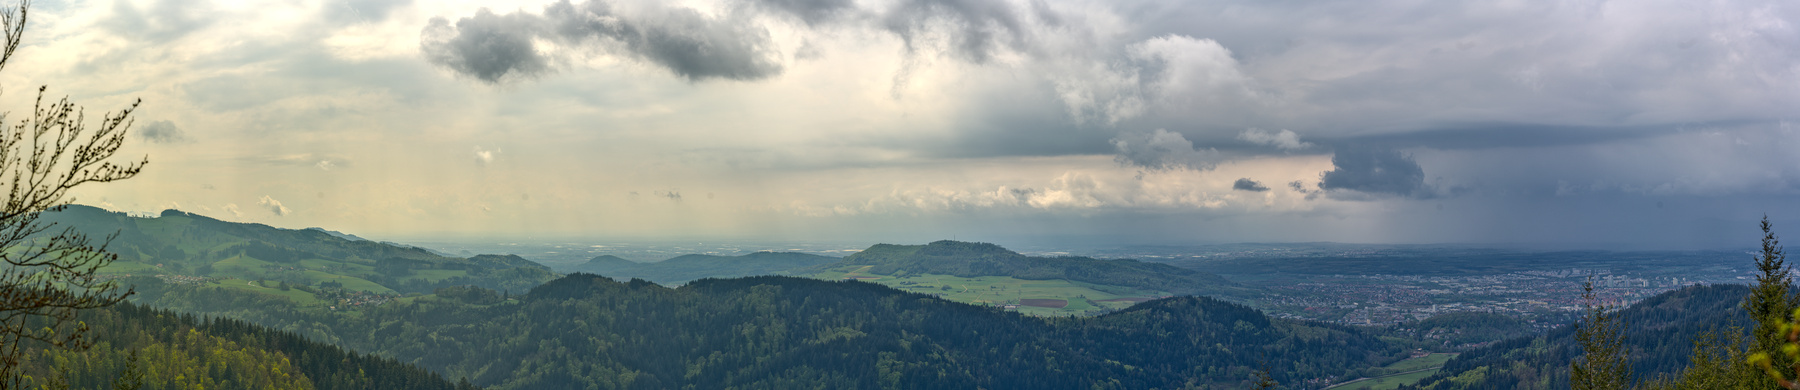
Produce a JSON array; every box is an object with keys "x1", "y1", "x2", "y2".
[
  {"x1": 814, "y1": 266, "x2": 1168, "y2": 316},
  {"x1": 1326, "y1": 353, "x2": 1457, "y2": 390}
]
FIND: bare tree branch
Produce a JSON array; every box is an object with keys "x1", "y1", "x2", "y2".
[{"x1": 0, "y1": 1, "x2": 146, "y2": 387}]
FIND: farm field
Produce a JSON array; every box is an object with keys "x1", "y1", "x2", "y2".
[
  {"x1": 1325, "y1": 353, "x2": 1457, "y2": 390},
  {"x1": 813, "y1": 267, "x2": 1170, "y2": 316},
  {"x1": 210, "y1": 279, "x2": 326, "y2": 305}
]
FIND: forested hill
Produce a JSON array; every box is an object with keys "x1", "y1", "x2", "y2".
[
  {"x1": 233, "y1": 273, "x2": 1403, "y2": 389},
  {"x1": 568, "y1": 251, "x2": 840, "y2": 284},
  {"x1": 37, "y1": 205, "x2": 558, "y2": 294},
  {"x1": 12, "y1": 302, "x2": 474, "y2": 390},
  {"x1": 1404, "y1": 284, "x2": 1751, "y2": 389},
  {"x1": 829, "y1": 240, "x2": 1252, "y2": 297}
]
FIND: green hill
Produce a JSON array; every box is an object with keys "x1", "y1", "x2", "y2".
[
  {"x1": 566, "y1": 241, "x2": 1256, "y2": 316},
  {"x1": 258, "y1": 273, "x2": 1405, "y2": 389},
  {"x1": 36, "y1": 205, "x2": 559, "y2": 299},
  {"x1": 11, "y1": 302, "x2": 475, "y2": 389},
  {"x1": 567, "y1": 251, "x2": 839, "y2": 284},
  {"x1": 1405, "y1": 284, "x2": 1751, "y2": 389},
  {"x1": 573, "y1": 254, "x2": 637, "y2": 274},
  {"x1": 831, "y1": 240, "x2": 1243, "y2": 294},
  {"x1": 807, "y1": 241, "x2": 1257, "y2": 315}
]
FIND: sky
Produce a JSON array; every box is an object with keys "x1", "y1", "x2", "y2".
[{"x1": 5, "y1": 0, "x2": 1797, "y2": 249}]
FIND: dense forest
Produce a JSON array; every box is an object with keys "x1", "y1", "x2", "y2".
[
  {"x1": 128, "y1": 273, "x2": 1404, "y2": 389},
  {"x1": 9, "y1": 302, "x2": 474, "y2": 390},
  {"x1": 1401, "y1": 284, "x2": 1751, "y2": 389},
  {"x1": 1378, "y1": 312, "x2": 1537, "y2": 351}
]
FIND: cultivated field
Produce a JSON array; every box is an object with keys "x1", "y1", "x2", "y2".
[
  {"x1": 813, "y1": 267, "x2": 1170, "y2": 316},
  {"x1": 1325, "y1": 353, "x2": 1457, "y2": 390}
]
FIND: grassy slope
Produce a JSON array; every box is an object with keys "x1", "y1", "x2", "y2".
[
  {"x1": 1327, "y1": 353, "x2": 1458, "y2": 390},
  {"x1": 39, "y1": 205, "x2": 555, "y2": 307},
  {"x1": 814, "y1": 268, "x2": 1170, "y2": 316}
]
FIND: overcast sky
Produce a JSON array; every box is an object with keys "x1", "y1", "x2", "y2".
[{"x1": 9, "y1": 0, "x2": 1798, "y2": 248}]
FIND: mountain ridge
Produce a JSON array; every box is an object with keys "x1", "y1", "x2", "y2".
[
  {"x1": 824, "y1": 240, "x2": 1253, "y2": 298},
  {"x1": 568, "y1": 251, "x2": 839, "y2": 284},
  {"x1": 40, "y1": 204, "x2": 559, "y2": 295}
]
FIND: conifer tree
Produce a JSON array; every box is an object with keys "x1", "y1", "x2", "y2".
[
  {"x1": 1572, "y1": 276, "x2": 1632, "y2": 390},
  {"x1": 1745, "y1": 216, "x2": 1797, "y2": 385},
  {"x1": 1647, "y1": 217, "x2": 1794, "y2": 389}
]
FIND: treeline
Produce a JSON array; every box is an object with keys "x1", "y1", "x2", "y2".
[{"x1": 10, "y1": 302, "x2": 475, "y2": 390}]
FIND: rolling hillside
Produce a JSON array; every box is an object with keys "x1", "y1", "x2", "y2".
[
  {"x1": 326, "y1": 274, "x2": 1403, "y2": 389},
  {"x1": 810, "y1": 240, "x2": 1260, "y2": 314},
  {"x1": 11, "y1": 302, "x2": 475, "y2": 389},
  {"x1": 37, "y1": 205, "x2": 559, "y2": 301},
  {"x1": 568, "y1": 251, "x2": 840, "y2": 284},
  {"x1": 1404, "y1": 284, "x2": 1752, "y2": 389}
]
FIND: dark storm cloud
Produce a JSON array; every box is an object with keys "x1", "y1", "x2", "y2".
[
  {"x1": 911, "y1": 81, "x2": 1116, "y2": 158},
  {"x1": 1110, "y1": 129, "x2": 1223, "y2": 171},
  {"x1": 136, "y1": 120, "x2": 187, "y2": 143},
  {"x1": 1232, "y1": 178, "x2": 1268, "y2": 192},
  {"x1": 1318, "y1": 146, "x2": 1434, "y2": 199},
  {"x1": 1332, "y1": 122, "x2": 1720, "y2": 151},
  {"x1": 544, "y1": 1, "x2": 782, "y2": 81},
  {"x1": 420, "y1": 0, "x2": 782, "y2": 83},
  {"x1": 1082, "y1": 0, "x2": 1800, "y2": 156},
  {"x1": 421, "y1": 9, "x2": 550, "y2": 83},
  {"x1": 880, "y1": 0, "x2": 1035, "y2": 63},
  {"x1": 747, "y1": 0, "x2": 858, "y2": 26},
  {"x1": 406, "y1": 0, "x2": 1800, "y2": 202},
  {"x1": 423, "y1": 0, "x2": 1055, "y2": 84}
]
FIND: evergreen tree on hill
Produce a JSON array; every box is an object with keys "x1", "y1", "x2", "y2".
[
  {"x1": 1571, "y1": 277, "x2": 1631, "y2": 390},
  {"x1": 1746, "y1": 216, "x2": 1798, "y2": 383}
]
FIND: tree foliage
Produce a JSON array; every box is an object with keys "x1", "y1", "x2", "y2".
[
  {"x1": 9, "y1": 302, "x2": 478, "y2": 389},
  {"x1": 0, "y1": 0, "x2": 147, "y2": 386},
  {"x1": 1745, "y1": 216, "x2": 1798, "y2": 376}
]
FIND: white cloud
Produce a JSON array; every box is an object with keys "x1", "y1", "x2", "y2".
[
  {"x1": 257, "y1": 195, "x2": 291, "y2": 216},
  {"x1": 474, "y1": 147, "x2": 497, "y2": 167}
]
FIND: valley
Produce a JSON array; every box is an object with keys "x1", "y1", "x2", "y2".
[{"x1": 35, "y1": 205, "x2": 1770, "y2": 389}]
